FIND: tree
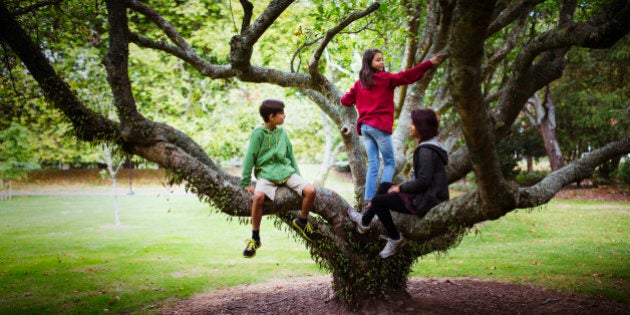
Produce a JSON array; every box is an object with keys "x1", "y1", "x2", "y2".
[
  {"x1": 552, "y1": 32, "x2": 630, "y2": 183},
  {"x1": 99, "y1": 143, "x2": 125, "y2": 226},
  {"x1": 524, "y1": 86, "x2": 564, "y2": 171},
  {"x1": 1, "y1": 0, "x2": 628, "y2": 305},
  {"x1": 0, "y1": 122, "x2": 38, "y2": 200}
]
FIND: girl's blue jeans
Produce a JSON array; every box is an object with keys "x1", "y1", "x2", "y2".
[{"x1": 360, "y1": 124, "x2": 395, "y2": 202}]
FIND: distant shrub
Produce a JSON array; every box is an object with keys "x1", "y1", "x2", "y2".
[
  {"x1": 612, "y1": 159, "x2": 630, "y2": 187},
  {"x1": 515, "y1": 170, "x2": 548, "y2": 186}
]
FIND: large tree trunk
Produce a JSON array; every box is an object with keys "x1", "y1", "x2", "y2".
[{"x1": 1, "y1": 0, "x2": 629, "y2": 305}]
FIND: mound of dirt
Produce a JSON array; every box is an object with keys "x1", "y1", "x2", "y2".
[{"x1": 158, "y1": 275, "x2": 628, "y2": 315}]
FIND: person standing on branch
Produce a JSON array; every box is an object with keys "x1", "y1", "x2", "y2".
[
  {"x1": 240, "y1": 99, "x2": 317, "y2": 258},
  {"x1": 340, "y1": 49, "x2": 446, "y2": 208},
  {"x1": 348, "y1": 109, "x2": 450, "y2": 258}
]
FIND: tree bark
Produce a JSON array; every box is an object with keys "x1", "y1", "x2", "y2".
[{"x1": 525, "y1": 87, "x2": 564, "y2": 171}]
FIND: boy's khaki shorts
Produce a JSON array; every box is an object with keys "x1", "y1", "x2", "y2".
[{"x1": 255, "y1": 173, "x2": 309, "y2": 201}]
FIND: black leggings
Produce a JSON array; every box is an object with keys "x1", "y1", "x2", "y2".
[{"x1": 362, "y1": 182, "x2": 413, "y2": 240}]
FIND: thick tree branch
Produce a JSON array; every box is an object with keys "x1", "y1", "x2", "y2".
[
  {"x1": 0, "y1": 3, "x2": 119, "y2": 142},
  {"x1": 518, "y1": 138, "x2": 630, "y2": 207},
  {"x1": 103, "y1": 0, "x2": 143, "y2": 131}
]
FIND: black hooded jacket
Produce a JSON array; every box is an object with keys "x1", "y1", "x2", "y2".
[{"x1": 399, "y1": 138, "x2": 449, "y2": 217}]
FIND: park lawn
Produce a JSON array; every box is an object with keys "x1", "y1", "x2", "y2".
[
  {"x1": 0, "y1": 194, "x2": 321, "y2": 314},
  {"x1": 0, "y1": 192, "x2": 628, "y2": 313}
]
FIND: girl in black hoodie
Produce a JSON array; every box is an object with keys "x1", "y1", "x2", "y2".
[{"x1": 348, "y1": 109, "x2": 449, "y2": 258}]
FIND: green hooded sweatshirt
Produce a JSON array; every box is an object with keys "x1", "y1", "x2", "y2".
[{"x1": 240, "y1": 126, "x2": 300, "y2": 188}]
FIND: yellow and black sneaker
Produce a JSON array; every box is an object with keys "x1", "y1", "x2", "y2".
[
  {"x1": 243, "y1": 239, "x2": 262, "y2": 258},
  {"x1": 292, "y1": 218, "x2": 316, "y2": 241}
]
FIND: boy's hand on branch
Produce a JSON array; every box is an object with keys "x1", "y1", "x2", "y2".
[{"x1": 430, "y1": 53, "x2": 447, "y2": 65}]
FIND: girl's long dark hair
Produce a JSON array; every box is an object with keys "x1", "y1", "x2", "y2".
[{"x1": 359, "y1": 48, "x2": 381, "y2": 89}]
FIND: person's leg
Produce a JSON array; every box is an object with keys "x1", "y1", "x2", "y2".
[
  {"x1": 349, "y1": 182, "x2": 394, "y2": 233},
  {"x1": 244, "y1": 179, "x2": 277, "y2": 258},
  {"x1": 300, "y1": 184, "x2": 316, "y2": 220},
  {"x1": 361, "y1": 124, "x2": 380, "y2": 203},
  {"x1": 251, "y1": 178, "x2": 278, "y2": 233},
  {"x1": 370, "y1": 193, "x2": 407, "y2": 240},
  {"x1": 361, "y1": 182, "x2": 392, "y2": 225},
  {"x1": 286, "y1": 174, "x2": 317, "y2": 241},
  {"x1": 372, "y1": 130, "x2": 395, "y2": 184},
  {"x1": 243, "y1": 191, "x2": 265, "y2": 258},
  {"x1": 251, "y1": 191, "x2": 265, "y2": 234},
  {"x1": 370, "y1": 193, "x2": 410, "y2": 258}
]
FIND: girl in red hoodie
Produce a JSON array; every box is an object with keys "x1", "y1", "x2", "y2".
[{"x1": 341, "y1": 49, "x2": 445, "y2": 207}]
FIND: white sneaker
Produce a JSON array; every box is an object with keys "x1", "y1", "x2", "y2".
[
  {"x1": 379, "y1": 235, "x2": 406, "y2": 258},
  {"x1": 347, "y1": 207, "x2": 369, "y2": 234}
]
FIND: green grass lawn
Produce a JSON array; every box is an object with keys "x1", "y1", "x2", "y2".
[
  {"x1": 411, "y1": 200, "x2": 629, "y2": 300},
  {"x1": 1, "y1": 170, "x2": 628, "y2": 313},
  {"x1": 0, "y1": 194, "x2": 321, "y2": 314}
]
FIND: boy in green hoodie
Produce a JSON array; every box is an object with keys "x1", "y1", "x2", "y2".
[{"x1": 240, "y1": 99, "x2": 317, "y2": 258}]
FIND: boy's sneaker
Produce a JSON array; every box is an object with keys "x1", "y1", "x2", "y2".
[
  {"x1": 379, "y1": 235, "x2": 406, "y2": 259},
  {"x1": 347, "y1": 207, "x2": 369, "y2": 234},
  {"x1": 292, "y1": 218, "x2": 316, "y2": 241},
  {"x1": 243, "y1": 239, "x2": 261, "y2": 258}
]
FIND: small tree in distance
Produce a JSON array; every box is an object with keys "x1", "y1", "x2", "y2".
[
  {"x1": 99, "y1": 143, "x2": 125, "y2": 227},
  {"x1": 0, "y1": 122, "x2": 38, "y2": 200}
]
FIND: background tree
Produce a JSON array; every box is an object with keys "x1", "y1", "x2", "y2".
[
  {"x1": 553, "y1": 34, "x2": 629, "y2": 184},
  {"x1": 0, "y1": 122, "x2": 38, "y2": 200},
  {"x1": 524, "y1": 86, "x2": 564, "y2": 171},
  {"x1": 99, "y1": 142, "x2": 124, "y2": 226},
  {"x1": 1, "y1": 0, "x2": 628, "y2": 306}
]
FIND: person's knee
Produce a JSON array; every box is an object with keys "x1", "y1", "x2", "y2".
[
  {"x1": 375, "y1": 207, "x2": 390, "y2": 217},
  {"x1": 252, "y1": 191, "x2": 266, "y2": 204},
  {"x1": 302, "y1": 184, "x2": 316, "y2": 198},
  {"x1": 382, "y1": 154, "x2": 395, "y2": 166},
  {"x1": 366, "y1": 157, "x2": 380, "y2": 169},
  {"x1": 376, "y1": 182, "x2": 392, "y2": 194}
]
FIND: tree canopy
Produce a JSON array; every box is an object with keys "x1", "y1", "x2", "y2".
[{"x1": 1, "y1": 0, "x2": 628, "y2": 304}]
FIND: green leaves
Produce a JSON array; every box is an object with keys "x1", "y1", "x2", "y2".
[{"x1": 0, "y1": 122, "x2": 39, "y2": 180}]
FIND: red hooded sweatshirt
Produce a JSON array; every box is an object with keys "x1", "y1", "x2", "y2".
[{"x1": 341, "y1": 60, "x2": 434, "y2": 135}]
